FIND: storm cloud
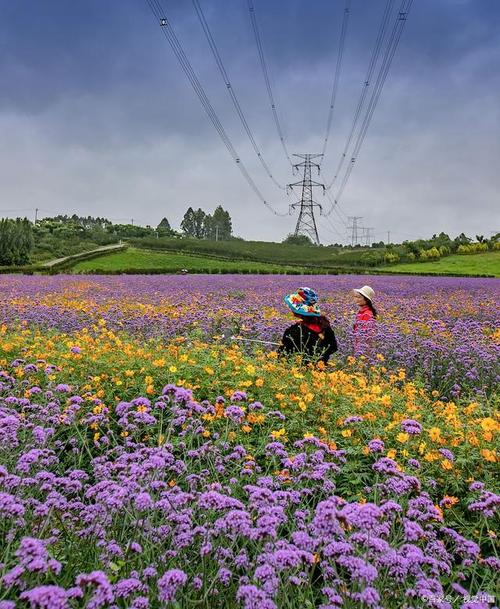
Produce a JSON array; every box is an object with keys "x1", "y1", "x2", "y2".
[{"x1": 1, "y1": 0, "x2": 499, "y2": 242}]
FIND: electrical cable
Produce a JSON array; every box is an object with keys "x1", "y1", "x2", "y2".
[
  {"x1": 247, "y1": 0, "x2": 293, "y2": 166},
  {"x1": 144, "y1": 0, "x2": 289, "y2": 216},
  {"x1": 332, "y1": 0, "x2": 413, "y2": 205},
  {"x1": 320, "y1": 0, "x2": 351, "y2": 161},
  {"x1": 325, "y1": 0, "x2": 395, "y2": 191},
  {"x1": 192, "y1": 0, "x2": 286, "y2": 190}
]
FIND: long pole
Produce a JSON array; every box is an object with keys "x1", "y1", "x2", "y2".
[{"x1": 227, "y1": 335, "x2": 281, "y2": 346}]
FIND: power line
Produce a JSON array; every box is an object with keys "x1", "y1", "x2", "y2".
[
  {"x1": 144, "y1": 0, "x2": 288, "y2": 217},
  {"x1": 330, "y1": 0, "x2": 413, "y2": 204},
  {"x1": 324, "y1": 188, "x2": 348, "y2": 225},
  {"x1": 325, "y1": 0, "x2": 396, "y2": 189},
  {"x1": 320, "y1": 213, "x2": 346, "y2": 243},
  {"x1": 320, "y1": 0, "x2": 352, "y2": 161},
  {"x1": 192, "y1": 0, "x2": 285, "y2": 190},
  {"x1": 247, "y1": 0, "x2": 293, "y2": 166}
]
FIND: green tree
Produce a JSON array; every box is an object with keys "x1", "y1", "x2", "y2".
[
  {"x1": 181, "y1": 207, "x2": 196, "y2": 237},
  {"x1": 282, "y1": 234, "x2": 313, "y2": 246},
  {"x1": 157, "y1": 217, "x2": 172, "y2": 237},
  {"x1": 0, "y1": 218, "x2": 34, "y2": 265}
]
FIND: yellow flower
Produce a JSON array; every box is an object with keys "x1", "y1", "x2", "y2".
[
  {"x1": 380, "y1": 395, "x2": 392, "y2": 407},
  {"x1": 481, "y1": 449, "x2": 497, "y2": 463},
  {"x1": 255, "y1": 378, "x2": 264, "y2": 387},
  {"x1": 169, "y1": 365, "x2": 177, "y2": 373},
  {"x1": 241, "y1": 425, "x2": 252, "y2": 433},
  {"x1": 271, "y1": 428, "x2": 287, "y2": 440},
  {"x1": 441, "y1": 459, "x2": 453, "y2": 471},
  {"x1": 397, "y1": 433, "x2": 409, "y2": 444},
  {"x1": 441, "y1": 495, "x2": 459, "y2": 508},
  {"x1": 146, "y1": 385, "x2": 155, "y2": 395},
  {"x1": 341, "y1": 429, "x2": 352, "y2": 438},
  {"x1": 428, "y1": 427, "x2": 442, "y2": 442},
  {"x1": 387, "y1": 449, "x2": 397, "y2": 459},
  {"x1": 480, "y1": 417, "x2": 498, "y2": 433}
]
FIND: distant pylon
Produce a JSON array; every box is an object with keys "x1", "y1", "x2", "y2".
[
  {"x1": 363, "y1": 227, "x2": 374, "y2": 246},
  {"x1": 287, "y1": 154, "x2": 325, "y2": 245},
  {"x1": 347, "y1": 216, "x2": 363, "y2": 246}
]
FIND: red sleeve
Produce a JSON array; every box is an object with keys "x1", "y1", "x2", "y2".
[{"x1": 356, "y1": 310, "x2": 373, "y2": 322}]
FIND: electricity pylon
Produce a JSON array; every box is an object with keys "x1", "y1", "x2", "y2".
[
  {"x1": 287, "y1": 154, "x2": 325, "y2": 245},
  {"x1": 347, "y1": 216, "x2": 363, "y2": 246}
]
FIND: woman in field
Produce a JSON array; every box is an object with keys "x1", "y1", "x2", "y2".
[
  {"x1": 279, "y1": 287, "x2": 338, "y2": 364},
  {"x1": 352, "y1": 285, "x2": 377, "y2": 354}
]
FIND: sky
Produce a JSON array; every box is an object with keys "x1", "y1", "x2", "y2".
[{"x1": 1, "y1": 0, "x2": 499, "y2": 244}]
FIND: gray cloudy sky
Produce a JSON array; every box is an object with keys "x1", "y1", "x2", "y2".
[{"x1": 1, "y1": 0, "x2": 499, "y2": 243}]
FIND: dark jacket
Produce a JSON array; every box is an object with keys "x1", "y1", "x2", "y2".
[{"x1": 278, "y1": 322, "x2": 338, "y2": 364}]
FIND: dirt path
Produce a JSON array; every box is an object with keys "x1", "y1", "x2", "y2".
[{"x1": 42, "y1": 243, "x2": 125, "y2": 267}]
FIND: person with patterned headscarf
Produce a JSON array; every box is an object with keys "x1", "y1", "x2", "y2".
[{"x1": 278, "y1": 287, "x2": 338, "y2": 364}]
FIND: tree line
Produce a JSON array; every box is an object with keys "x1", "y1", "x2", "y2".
[
  {"x1": 0, "y1": 218, "x2": 34, "y2": 265},
  {"x1": 180, "y1": 205, "x2": 232, "y2": 240}
]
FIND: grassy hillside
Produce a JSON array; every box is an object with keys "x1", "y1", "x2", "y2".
[
  {"x1": 385, "y1": 251, "x2": 500, "y2": 276},
  {"x1": 129, "y1": 236, "x2": 371, "y2": 268},
  {"x1": 72, "y1": 248, "x2": 315, "y2": 274}
]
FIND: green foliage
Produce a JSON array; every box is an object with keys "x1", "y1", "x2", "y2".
[
  {"x1": 359, "y1": 251, "x2": 384, "y2": 267},
  {"x1": 385, "y1": 252, "x2": 500, "y2": 276},
  {"x1": 0, "y1": 218, "x2": 33, "y2": 265},
  {"x1": 457, "y1": 243, "x2": 489, "y2": 254},
  {"x1": 157, "y1": 217, "x2": 173, "y2": 237},
  {"x1": 181, "y1": 207, "x2": 206, "y2": 239},
  {"x1": 182, "y1": 205, "x2": 232, "y2": 240},
  {"x1": 383, "y1": 252, "x2": 400, "y2": 264},
  {"x1": 282, "y1": 234, "x2": 314, "y2": 246}
]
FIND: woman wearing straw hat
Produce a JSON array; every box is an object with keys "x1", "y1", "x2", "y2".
[
  {"x1": 352, "y1": 285, "x2": 377, "y2": 354},
  {"x1": 279, "y1": 287, "x2": 338, "y2": 364}
]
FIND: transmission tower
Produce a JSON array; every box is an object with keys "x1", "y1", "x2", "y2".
[
  {"x1": 347, "y1": 216, "x2": 363, "y2": 246},
  {"x1": 287, "y1": 154, "x2": 325, "y2": 245},
  {"x1": 363, "y1": 227, "x2": 374, "y2": 246}
]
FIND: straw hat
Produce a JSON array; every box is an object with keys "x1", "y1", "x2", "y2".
[
  {"x1": 353, "y1": 285, "x2": 375, "y2": 303},
  {"x1": 284, "y1": 287, "x2": 321, "y2": 317}
]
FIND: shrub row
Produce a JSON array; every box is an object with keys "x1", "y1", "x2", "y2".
[{"x1": 77, "y1": 267, "x2": 344, "y2": 276}]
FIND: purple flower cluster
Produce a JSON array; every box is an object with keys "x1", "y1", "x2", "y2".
[{"x1": 0, "y1": 373, "x2": 497, "y2": 608}]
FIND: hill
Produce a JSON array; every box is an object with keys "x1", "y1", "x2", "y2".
[
  {"x1": 384, "y1": 251, "x2": 500, "y2": 277},
  {"x1": 71, "y1": 248, "x2": 318, "y2": 274}
]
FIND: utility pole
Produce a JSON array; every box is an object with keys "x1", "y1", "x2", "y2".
[
  {"x1": 34, "y1": 208, "x2": 39, "y2": 224},
  {"x1": 347, "y1": 216, "x2": 363, "y2": 247},
  {"x1": 387, "y1": 230, "x2": 391, "y2": 244},
  {"x1": 287, "y1": 154, "x2": 325, "y2": 245},
  {"x1": 363, "y1": 227, "x2": 374, "y2": 246}
]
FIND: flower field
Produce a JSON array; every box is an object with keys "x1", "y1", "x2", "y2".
[{"x1": 0, "y1": 274, "x2": 498, "y2": 609}]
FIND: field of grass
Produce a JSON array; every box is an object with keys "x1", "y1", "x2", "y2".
[
  {"x1": 387, "y1": 251, "x2": 500, "y2": 276},
  {"x1": 72, "y1": 247, "x2": 310, "y2": 273},
  {"x1": 130, "y1": 236, "x2": 372, "y2": 268}
]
